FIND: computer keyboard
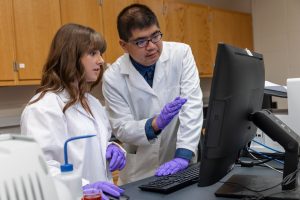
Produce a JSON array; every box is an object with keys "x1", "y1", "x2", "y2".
[{"x1": 139, "y1": 162, "x2": 200, "y2": 194}]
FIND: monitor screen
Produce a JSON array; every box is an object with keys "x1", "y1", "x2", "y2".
[{"x1": 198, "y1": 43, "x2": 265, "y2": 186}]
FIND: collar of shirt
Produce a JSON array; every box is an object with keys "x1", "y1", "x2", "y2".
[
  {"x1": 130, "y1": 56, "x2": 156, "y2": 77},
  {"x1": 130, "y1": 56, "x2": 156, "y2": 87}
]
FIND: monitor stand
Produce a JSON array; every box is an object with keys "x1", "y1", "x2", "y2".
[
  {"x1": 216, "y1": 110, "x2": 300, "y2": 200},
  {"x1": 215, "y1": 174, "x2": 300, "y2": 200}
]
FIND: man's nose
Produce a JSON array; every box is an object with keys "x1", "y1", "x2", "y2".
[{"x1": 146, "y1": 40, "x2": 156, "y2": 49}]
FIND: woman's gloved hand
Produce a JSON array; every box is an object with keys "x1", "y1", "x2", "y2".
[
  {"x1": 156, "y1": 97, "x2": 187, "y2": 130},
  {"x1": 82, "y1": 181, "x2": 124, "y2": 200},
  {"x1": 155, "y1": 158, "x2": 189, "y2": 176},
  {"x1": 106, "y1": 144, "x2": 126, "y2": 172}
]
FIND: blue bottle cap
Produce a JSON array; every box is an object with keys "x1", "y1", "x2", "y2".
[{"x1": 60, "y1": 164, "x2": 73, "y2": 172}]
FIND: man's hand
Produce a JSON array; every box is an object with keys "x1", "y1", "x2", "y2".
[
  {"x1": 155, "y1": 158, "x2": 189, "y2": 176},
  {"x1": 155, "y1": 97, "x2": 187, "y2": 130}
]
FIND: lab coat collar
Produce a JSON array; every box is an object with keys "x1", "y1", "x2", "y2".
[
  {"x1": 128, "y1": 58, "x2": 156, "y2": 96},
  {"x1": 57, "y1": 90, "x2": 95, "y2": 121},
  {"x1": 75, "y1": 94, "x2": 96, "y2": 121},
  {"x1": 119, "y1": 42, "x2": 169, "y2": 96},
  {"x1": 159, "y1": 42, "x2": 169, "y2": 63},
  {"x1": 152, "y1": 43, "x2": 168, "y2": 89},
  {"x1": 119, "y1": 54, "x2": 134, "y2": 75},
  {"x1": 119, "y1": 41, "x2": 169, "y2": 75},
  {"x1": 57, "y1": 90, "x2": 70, "y2": 103},
  {"x1": 74, "y1": 101, "x2": 95, "y2": 121}
]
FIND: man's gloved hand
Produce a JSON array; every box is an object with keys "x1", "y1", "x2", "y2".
[
  {"x1": 106, "y1": 144, "x2": 126, "y2": 172},
  {"x1": 156, "y1": 97, "x2": 187, "y2": 130},
  {"x1": 155, "y1": 158, "x2": 189, "y2": 176},
  {"x1": 82, "y1": 181, "x2": 124, "y2": 200}
]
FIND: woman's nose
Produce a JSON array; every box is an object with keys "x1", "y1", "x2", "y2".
[{"x1": 97, "y1": 55, "x2": 105, "y2": 65}]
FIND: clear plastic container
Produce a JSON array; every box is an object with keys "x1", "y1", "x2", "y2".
[{"x1": 81, "y1": 188, "x2": 102, "y2": 200}]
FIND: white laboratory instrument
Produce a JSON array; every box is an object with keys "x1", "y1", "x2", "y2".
[
  {"x1": 287, "y1": 78, "x2": 300, "y2": 136},
  {"x1": 0, "y1": 134, "x2": 72, "y2": 200},
  {"x1": 251, "y1": 78, "x2": 300, "y2": 153}
]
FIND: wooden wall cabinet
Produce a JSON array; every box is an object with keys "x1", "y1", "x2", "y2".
[
  {"x1": 163, "y1": 1, "x2": 213, "y2": 77},
  {"x1": 60, "y1": 0, "x2": 104, "y2": 34},
  {"x1": 0, "y1": 0, "x2": 61, "y2": 86},
  {"x1": 163, "y1": 1, "x2": 253, "y2": 77},
  {"x1": 0, "y1": 0, "x2": 15, "y2": 86},
  {"x1": 210, "y1": 8, "x2": 254, "y2": 68},
  {"x1": 14, "y1": 0, "x2": 61, "y2": 84},
  {"x1": 0, "y1": 0, "x2": 253, "y2": 86}
]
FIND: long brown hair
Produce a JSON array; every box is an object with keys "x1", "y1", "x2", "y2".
[{"x1": 30, "y1": 23, "x2": 106, "y2": 115}]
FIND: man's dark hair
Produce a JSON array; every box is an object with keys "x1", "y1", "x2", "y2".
[{"x1": 117, "y1": 4, "x2": 160, "y2": 41}]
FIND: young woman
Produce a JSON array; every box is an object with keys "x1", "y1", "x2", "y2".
[{"x1": 21, "y1": 23, "x2": 125, "y2": 199}]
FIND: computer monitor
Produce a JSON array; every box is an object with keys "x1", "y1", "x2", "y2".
[
  {"x1": 198, "y1": 43, "x2": 265, "y2": 187},
  {"x1": 198, "y1": 43, "x2": 300, "y2": 199}
]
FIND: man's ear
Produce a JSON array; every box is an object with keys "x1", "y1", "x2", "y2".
[{"x1": 119, "y1": 40, "x2": 128, "y2": 53}]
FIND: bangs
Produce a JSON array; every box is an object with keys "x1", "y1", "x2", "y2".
[{"x1": 88, "y1": 32, "x2": 107, "y2": 54}]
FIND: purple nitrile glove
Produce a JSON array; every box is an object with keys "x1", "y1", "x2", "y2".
[
  {"x1": 82, "y1": 181, "x2": 124, "y2": 200},
  {"x1": 156, "y1": 97, "x2": 187, "y2": 130},
  {"x1": 155, "y1": 158, "x2": 189, "y2": 176},
  {"x1": 106, "y1": 144, "x2": 126, "y2": 172}
]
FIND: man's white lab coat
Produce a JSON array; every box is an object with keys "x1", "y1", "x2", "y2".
[{"x1": 103, "y1": 41, "x2": 203, "y2": 184}]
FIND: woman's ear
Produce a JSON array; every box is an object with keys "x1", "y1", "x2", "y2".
[{"x1": 119, "y1": 40, "x2": 128, "y2": 53}]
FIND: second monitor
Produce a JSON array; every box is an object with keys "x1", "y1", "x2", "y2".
[{"x1": 199, "y1": 43, "x2": 300, "y2": 199}]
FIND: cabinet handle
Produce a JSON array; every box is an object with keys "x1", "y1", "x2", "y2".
[
  {"x1": 162, "y1": 3, "x2": 167, "y2": 16},
  {"x1": 13, "y1": 61, "x2": 25, "y2": 71},
  {"x1": 13, "y1": 61, "x2": 18, "y2": 71},
  {"x1": 97, "y1": 0, "x2": 103, "y2": 5}
]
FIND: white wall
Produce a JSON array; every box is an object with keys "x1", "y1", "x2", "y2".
[{"x1": 252, "y1": 0, "x2": 300, "y2": 108}]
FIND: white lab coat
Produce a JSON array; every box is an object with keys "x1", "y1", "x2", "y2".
[
  {"x1": 103, "y1": 41, "x2": 203, "y2": 184},
  {"x1": 21, "y1": 90, "x2": 113, "y2": 183}
]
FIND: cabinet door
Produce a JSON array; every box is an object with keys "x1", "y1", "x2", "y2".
[
  {"x1": 101, "y1": 0, "x2": 136, "y2": 64},
  {"x1": 164, "y1": 1, "x2": 213, "y2": 76},
  {"x1": 210, "y1": 8, "x2": 253, "y2": 63},
  {"x1": 0, "y1": 0, "x2": 15, "y2": 85},
  {"x1": 13, "y1": 0, "x2": 61, "y2": 83},
  {"x1": 60, "y1": 0, "x2": 104, "y2": 34}
]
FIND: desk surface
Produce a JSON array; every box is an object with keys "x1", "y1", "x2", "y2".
[{"x1": 121, "y1": 165, "x2": 286, "y2": 200}]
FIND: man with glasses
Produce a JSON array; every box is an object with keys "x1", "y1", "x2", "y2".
[{"x1": 102, "y1": 3, "x2": 203, "y2": 185}]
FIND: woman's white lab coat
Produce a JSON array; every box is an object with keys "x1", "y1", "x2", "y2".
[
  {"x1": 21, "y1": 90, "x2": 113, "y2": 183},
  {"x1": 103, "y1": 41, "x2": 203, "y2": 184}
]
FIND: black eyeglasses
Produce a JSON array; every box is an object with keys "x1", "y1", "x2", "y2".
[{"x1": 129, "y1": 32, "x2": 163, "y2": 48}]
